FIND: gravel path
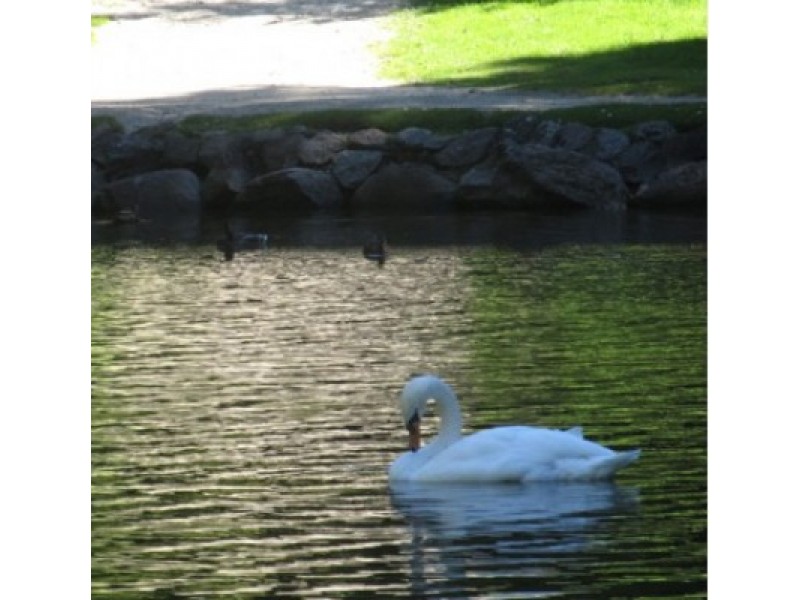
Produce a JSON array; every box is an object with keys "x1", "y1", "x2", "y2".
[{"x1": 91, "y1": 0, "x2": 704, "y2": 129}]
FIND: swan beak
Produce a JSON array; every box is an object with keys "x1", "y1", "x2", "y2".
[{"x1": 406, "y1": 414, "x2": 421, "y2": 452}]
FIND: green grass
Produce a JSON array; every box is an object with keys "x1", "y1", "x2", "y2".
[
  {"x1": 379, "y1": 0, "x2": 707, "y2": 95},
  {"x1": 176, "y1": 104, "x2": 706, "y2": 136},
  {"x1": 92, "y1": 15, "x2": 110, "y2": 44}
]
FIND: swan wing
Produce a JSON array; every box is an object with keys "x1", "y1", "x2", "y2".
[{"x1": 412, "y1": 426, "x2": 637, "y2": 483}]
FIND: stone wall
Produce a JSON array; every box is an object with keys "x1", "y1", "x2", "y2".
[{"x1": 91, "y1": 115, "x2": 706, "y2": 222}]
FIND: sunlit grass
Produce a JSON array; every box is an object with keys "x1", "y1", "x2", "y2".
[
  {"x1": 92, "y1": 15, "x2": 110, "y2": 44},
  {"x1": 380, "y1": 0, "x2": 707, "y2": 95}
]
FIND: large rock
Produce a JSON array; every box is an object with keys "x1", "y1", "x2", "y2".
[
  {"x1": 103, "y1": 168, "x2": 201, "y2": 219},
  {"x1": 259, "y1": 128, "x2": 308, "y2": 171},
  {"x1": 351, "y1": 163, "x2": 456, "y2": 208},
  {"x1": 457, "y1": 162, "x2": 533, "y2": 208},
  {"x1": 162, "y1": 131, "x2": 200, "y2": 167},
  {"x1": 394, "y1": 127, "x2": 449, "y2": 151},
  {"x1": 630, "y1": 120, "x2": 677, "y2": 143},
  {"x1": 506, "y1": 143, "x2": 629, "y2": 210},
  {"x1": 331, "y1": 150, "x2": 383, "y2": 190},
  {"x1": 298, "y1": 131, "x2": 347, "y2": 166},
  {"x1": 201, "y1": 166, "x2": 252, "y2": 207},
  {"x1": 554, "y1": 122, "x2": 594, "y2": 152},
  {"x1": 348, "y1": 128, "x2": 390, "y2": 149},
  {"x1": 587, "y1": 127, "x2": 630, "y2": 161},
  {"x1": 237, "y1": 168, "x2": 343, "y2": 210},
  {"x1": 435, "y1": 127, "x2": 497, "y2": 168},
  {"x1": 96, "y1": 124, "x2": 171, "y2": 179},
  {"x1": 634, "y1": 161, "x2": 707, "y2": 207}
]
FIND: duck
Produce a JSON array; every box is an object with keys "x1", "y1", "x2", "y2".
[
  {"x1": 363, "y1": 233, "x2": 387, "y2": 267},
  {"x1": 216, "y1": 222, "x2": 268, "y2": 261},
  {"x1": 388, "y1": 375, "x2": 641, "y2": 483}
]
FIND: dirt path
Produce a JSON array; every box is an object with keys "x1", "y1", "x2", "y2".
[{"x1": 91, "y1": 0, "x2": 704, "y2": 130}]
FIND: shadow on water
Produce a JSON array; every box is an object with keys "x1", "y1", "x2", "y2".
[{"x1": 91, "y1": 209, "x2": 706, "y2": 251}]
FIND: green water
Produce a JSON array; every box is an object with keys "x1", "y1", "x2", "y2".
[{"x1": 92, "y1": 212, "x2": 706, "y2": 598}]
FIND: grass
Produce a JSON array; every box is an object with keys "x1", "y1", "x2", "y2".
[
  {"x1": 175, "y1": 104, "x2": 707, "y2": 136},
  {"x1": 379, "y1": 0, "x2": 707, "y2": 95},
  {"x1": 92, "y1": 15, "x2": 110, "y2": 44}
]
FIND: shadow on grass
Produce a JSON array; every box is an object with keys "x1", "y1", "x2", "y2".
[{"x1": 420, "y1": 38, "x2": 707, "y2": 96}]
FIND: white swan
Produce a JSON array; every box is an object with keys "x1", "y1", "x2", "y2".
[{"x1": 388, "y1": 375, "x2": 641, "y2": 483}]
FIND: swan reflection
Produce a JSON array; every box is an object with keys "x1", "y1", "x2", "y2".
[{"x1": 390, "y1": 482, "x2": 639, "y2": 596}]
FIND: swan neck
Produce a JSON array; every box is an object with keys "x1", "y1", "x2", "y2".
[{"x1": 430, "y1": 384, "x2": 462, "y2": 444}]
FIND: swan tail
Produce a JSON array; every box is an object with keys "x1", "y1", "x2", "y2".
[
  {"x1": 589, "y1": 449, "x2": 641, "y2": 479},
  {"x1": 532, "y1": 449, "x2": 641, "y2": 482}
]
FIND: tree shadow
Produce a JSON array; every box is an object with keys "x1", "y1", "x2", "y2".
[
  {"x1": 406, "y1": 0, "x2": 567, "y2": 10},
  {"x1": 419, "y1": 38, "x2": 707, "y2": 96},
  {"x1": 94, "y1": 0, "x2": 409, "y2": 24}
]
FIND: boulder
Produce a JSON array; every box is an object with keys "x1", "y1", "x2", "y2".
[
  {"x1": 104, "y1": 168, "x2": 201, "y2": 219},
  {"x1": 201, "y1": 166, "x2": 252, "y2": 207},
  {"x1": 394, "y1": 127, "x2": 449, "y2": 151},
  {"x1": 505, "y1": 143, "x2": 629, "y2": 210},
  {"x1": 259, "y1": 128, "x2": 307, "y2": 172},
  {"x1": 91, "y1": 162, "x2": 107, "y2": 212},
  {"x1": 530, "y1": 120, "x2": 562, "y2": 147},
  {"x1": 435, "y1": 127, "x2": 497, "y2": 168},
  {"x1": 237, "y1": 168, "x2": 343, "y2": 210},
  {"x1": 634, "y1": 161, "x2": 707, "y2": 207},
  {"x1": 457, "y1": 162, "x2": 533, "y2": 208},
  {"x1": 331, "y1": 150, "x2": 383, "y2": 190},
  {"x1": 588, "y1": 128, "x2": 630, "y2": 161},
  {"x1": 554, "y1": 122, "x2": 594, "y2": 152},
  {"x1": 348, "y1": 128, "x2": 390, "y2": 149},
  {"x1": 162, "y1": 131, "x2": 200, "y2": 167},
  {"x1": 614, "y1": 140, "x2": 660, "y2": 187},
  {"x1": 97, "y1": 124, "x2": 170, "y2": 178},
  {"x1": 298, "y1": 131, "x2": 347, "y2": 166},
  {"x1": 352, "y1": 163, "x2": 456, "y2": 208},
  {"x1": 630, "y1": 120, "x2": 676, "y2": 143},
  {"x1": 502, "y1": 114, "x2": 542, "y2": 143}
]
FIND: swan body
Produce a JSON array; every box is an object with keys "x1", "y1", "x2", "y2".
[{"x1": 389, "y1": 375, "x2": 640, "y2": 483}]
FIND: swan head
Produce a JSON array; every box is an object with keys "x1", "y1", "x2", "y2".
[{"x1": 399, "y1": 375, "x2": 454, "y2": 452}]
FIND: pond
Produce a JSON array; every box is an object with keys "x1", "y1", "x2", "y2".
[{"x1": 92, "y1": 210, "x2": 706, "y2": 598}]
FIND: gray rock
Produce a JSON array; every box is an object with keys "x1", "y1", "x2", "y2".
[
  {"x1": 506, "y1": 143, "x2": 629, "y2": 210},
  {"x1": 91, "y1": 162, "x2": 108, "y2": 212},
  {"x1": 201, "y1": 166, "x2": 252, "y2": 207},
  {"x1": 630, "y1": 120, "x2": 676, "y2": 143},
  {"x1": 105, "y1": 168, "x2": 201, "y2": 219},
  {"x1": 394, "y1": 127, "x2": 449, "y2": 151},
  {"x1": 588, "y1": 128, "x2": 630, "y2": 161},
  {"x1": 502, "y1": 114, "x2": 542, "y2": 143},
  {"x1": 332, "y1": 150, "x2": 383, "y2": 189},
  {"x1": 348, "y1": 128, "x2": 389, "y2": 149},
  {"x1": 91, "y1": 121, "x2": 124, "y2": 167},
  {"x1": 435, "y1": 127, "x2": 497, "y2": 168},
  {"x1": 298, "y1": 131, "x2": 347, "y2": 166},
  {"x1": 531, "y1": 120, "x2": 561, "y2": 147},
  {"x1": 554, "y1": 122, "x2": 594, "y2": 152},
  {"x1": 98, "y1": 125, "x2": 170, "y2": 178},
  {"x1": 260, "y1": 129, "x2": 307, "y2": 171},
  {"x1": 237, "y1": 168, "x2": 343, "y2": 210},
  {"x1": 634, "y1": 161, "x2": 707, "y2": 207},
  {"x1": 162, "y1": 131, "x2": 200, "y2": 167},
  {"x1": 352, "y1": 163, "x2": 456, "y2": 208},
  {"x1": 614, "y1": 141, "x2": 660, "y2": 186}
]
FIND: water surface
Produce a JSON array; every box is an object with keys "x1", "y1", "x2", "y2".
[{"x1": 92, "y1": 211, "x2": 706, "y2": 598}]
